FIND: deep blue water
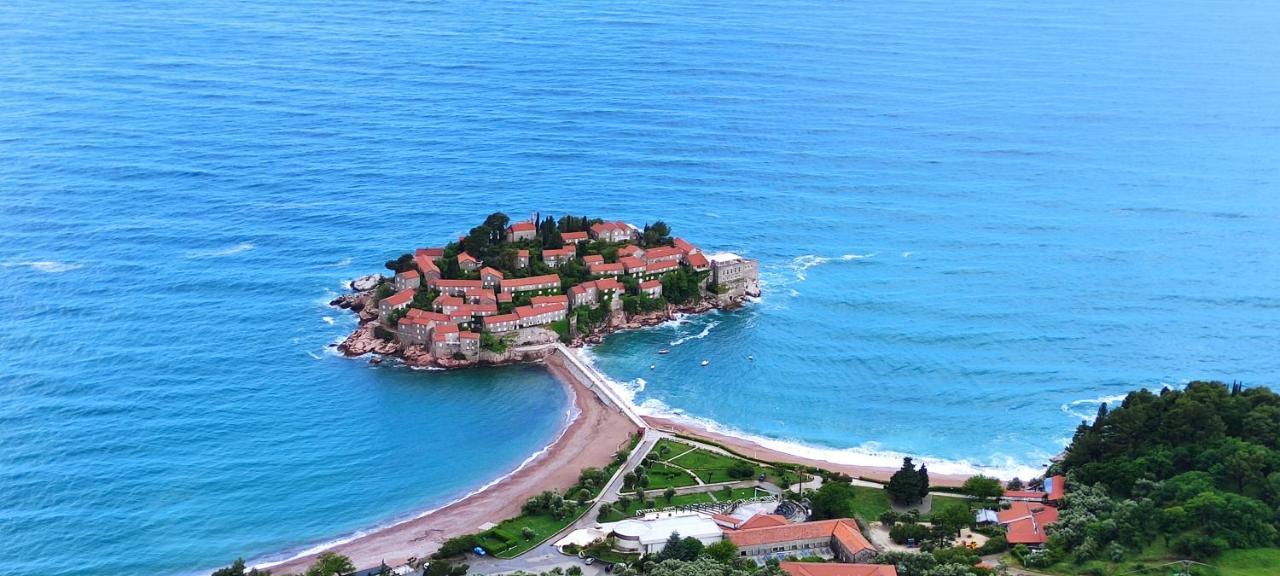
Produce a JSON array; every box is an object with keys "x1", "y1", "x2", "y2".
[{"x1": 2, "y1": 0, "x2": 1279, "y2": 574}]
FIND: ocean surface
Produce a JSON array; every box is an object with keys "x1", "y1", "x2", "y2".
[{"x1": 2, "y1": 0, "x2": 1279, "y2": 574}]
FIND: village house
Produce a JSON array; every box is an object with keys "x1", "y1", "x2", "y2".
[
  {"x1": 561, "y1": 231, "x2": 589, "y2": 244},
  {"x1": 499, "y1": 274, "x2": 561, "y2": 295},
  {"x1": 1002, "y1": 475, "x2": 1066, "y2": 504},
  {"x1": 710, "y1": 252, "x2": 759, "y2": 294},
  {"x1": 531, "y1": 294, "x2": 569, "y2": 308},
  {"x1": 480, "y1": 267, "x2": 504, "y2": 289},
  {"x1": 413, "y1": 254, "x2": 442, "y2": 283},
  {"x1": 514, "y1": 301, "x2": 567, "y2": 328},
  {"x1": 432, "y1": 294, "x2": 465, "y2": 314},
  {"x1": 673, "y1": 237, "x2": 698, "y2": 255},
  {"x1": 998, "y1": 501, "x2": 1059, "y2": 547},
  {"x1": 430, "y1": 324, "x2": 479, "y2": 360},
  {"x1": 415, "y1": 247, "x2": 445, "y2": 258},
  {"x1": 457, "y1": 251, "x2": 481, "y2": 272},
  {"x1": 724, "y1": 519, "x2": 876, "y2": 566},
  {"x1": 568, "y1": 278, "x2": 623, "y2": 308},
  {"x1": 610, "y1": 512, "x2": 724, "y2": 555},
  {"x1": 686, "y1": 251, "x2": 710, "y2": 272},
  {"x1": 644, "y1": 260, "x2": 679, "y2": 276},
  {"x1": 582, "y1": 254, "x2": 604, "y2": 266},
  {"x1": 541, "y1": 246, "x2": 576, "y2": 268},
  {"x1": 396, "y1": 309, "x2": 449, "y2": 345},
  {"x1": 505, "y1": 221, "x2": 537, "y2": 242},
  {"x1": 590, "y1": 220, "x2": 637, "y2": 243},
  {"x1": 618, "y1": 244, "x2": 644, "y2": 259},
  {"x1": 619, "y1": 256, "x2": 647, "y2": 275},
  {"x1": 642, "y1": 245, "x2": 683, "y2": 265},
  {"x1": 482, "y1": 313, "x2": 519, "y2": 333},
  {"x1": 462, "y1": 286, "x2": 498, "y2": 305},
  {"x1": 516, "y1": 249, "x2": 530, "y2": 268},
  {"x1": 378, "y1": 289, "x2": 414, "y2": 316},
  {"x1": 429, "y1": 279, "x2": 485, "y2": 297},
  {"x1": 779, "y1": 563, "x2": 897, "y2": 576},
  {"x1": 588, "y1": 262, "x2": 624, "y2": 276},
  {"x1": 640, "y1": 279, "x2": 663, "y2": 298},
  {"x1": 393, "y1": 269, "x2": 421, "y2": 292}
]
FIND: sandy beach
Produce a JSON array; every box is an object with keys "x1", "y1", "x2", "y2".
[
  {"x1": 642, "y1": 416, "x2": 970, "y2": 488},
  {"x1": 265, "y1": 356, "x2": 641, "y2": 574}
]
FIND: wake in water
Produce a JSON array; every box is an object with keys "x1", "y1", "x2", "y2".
[
  {"x1": 185, "y1": 242, "x2": 255, "y2": 258},
  {"x1": 669, "y1": 320, "x2": 720, "y2": 346},
  {"x1": 2, "y1": 260, "x2": 85, "y2": 273}
]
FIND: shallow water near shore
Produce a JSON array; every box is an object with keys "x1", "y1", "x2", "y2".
[{"x1": 3, "y1": 0, "x2": 1280, "y2": 574}]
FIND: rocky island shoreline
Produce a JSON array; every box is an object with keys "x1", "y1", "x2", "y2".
[{"x1": 329, "y1": 212, "x2": 760, "y2": 370}]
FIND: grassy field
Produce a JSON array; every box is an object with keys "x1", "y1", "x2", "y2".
[
  {"x1": 846, "y1": 485, "x2": 894, "y2": 521},
  {"x1": 1020, "y1": 542, "x2": 1280, "y2": 576},
  {"x1": 1213, "y1": 548, "x2": 1280, "y2": 575},
  {"x1": 477, "y1": 507, "x2": 586, "y2": 558},
  {"x1": 641, "y1": 461, "x2": 699, "y2": 489},
  {"x1": 668, "y1": 445, "x2": 758, "y2": 484},
  {"x1": 923, "y1": 494, "x2": 972, "y2": 521},
  {"x1": 599, "y1": 487, "x2": 768, "y2": 522}
]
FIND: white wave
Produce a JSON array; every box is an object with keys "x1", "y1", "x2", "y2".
[
  {"x1": 306, "y1": 351, "x2": 322, "y2": 360},
  {"x1": 704, "y1": 212, "x2": 721, "y2": 218},
  {"x1": 322, "y1": 316, "x2": 335, "y2": 325},
  {"x1": 761, "y1": 252, "x2": 879, "y2": 288},
  {"x1": 841, "y1": 252, "x2": 877, "y2": 261},
  {"x1": 253, "y1": 392, "x2": 580, "y2": 572},
  {"x1": 669, "y1": 320, "x2": 720, "y2": 346},
  {"x1": 578, "y1": 347, "x2": 1046, "y2": 480},
  {"x1": 326, "y1": 257, "x2": 353, "y2": 268},
  {"x1": 186, "y1": 242, "x2": 254, "y2": 258},
  {"x1": 3, "y1": 260, "x2": 85, "y2": 273},
  {"x1": 788, "y1": 289, "x2": 800, "y2": 298},
  {"x1": 902, "y1": 251, "x2": 913, "y2": 258}
]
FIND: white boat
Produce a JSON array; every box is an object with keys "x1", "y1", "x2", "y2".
[
  {"x1": 658, "y1": 349, "x2": 670, "y2": 355},
  {"x1": 700, "y1": 360, "x2": 710, "y2": 366},
  {"x1": 649, "y1": 364, "x2": 655, "y2": 370}
]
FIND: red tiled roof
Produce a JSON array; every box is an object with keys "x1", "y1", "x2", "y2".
[
  {"x1": 618, "y1": 244, "x2": 642, "y2": 257},
  {"x1": 498, "y1": 292, "x2": 513, "y2": 302},
  {"x1": 740, "y1": 514, "x2": 789, "y2": 530},
  {"x1": 639, "y1": 279, "x2": 662, "y2": 289},
  {"x1": 483, "y1": 313, "x2": 519, "y2": 327},
  {"x1": 647, "y1": 260, "x2": 679, "y2": 273},
  {"x1": 673, "y1": 238, "x2": 696, "y2": 254},
  {"x1": 415, "y1": 247, "x2": 444, "y2": 258},
  {"x1": 481, "y1": 266, "x2": 504, "y2": 279},
  {"x1": 591, "y1": 221, "x2": 630, "y2": 234},
  {"x1": 434, "y1": 295, "x2": 463, "y2": 307},
  {"x1": 432, "y1": 279, "x2": 484, "y2": 289},
  {"x1": 459, "y1": 331, "x2": 479, "y2": 340},
  {"x1": 509, "y1": 222, "x2": 536, "y2": 233},
  {"x1": 1046, "y1": 475, "x2": 1066, "y2": 501},
  {"x1": 1003, "y1": 490, "x2": 1046, "y2": 500},
  {"x1": 999, "y1": 502, "x2": 1059, "y2": 545},
  {"x1": 518, "y1": 249, "x2": 529, "y2": 257},
  {"x1": 686, "y1": 252, "x2": 709, "y2": 269},
  {"x1": 595, "y1": 278, "x2": 623, "y2": 292},
  {"x1": 383, "y1": 289, "x2": 414, "y2": 307},
  {"x1": 543, "y1": 247, "x2": 575, "y2": 258},
  {"x1": 780, "y1": 563, "x2": 896, "y2": 576},
  {"x1": 397, "y1": 269, "x2": 420, "y2": 279},
  {"x1": 725, "y1": 519, "x2": 872, "y2": 556},
  {"x1": 531, "y1": 295, "x2": 569, "y2": 307},
  {"x1": 619, "y1": 256, "x2": 646, "y2": 271},
  {"x1": 433, "y1": 323, "x2": 459, "y2": 335},
  {"x1": 589, "y1": 262, "x2": 624, "y2": 274},
  {"x1": 583, "y1": 254, "x2": 604, "y2": 265},
  {"x1": 457, "y1": 252, "x2": 478, "y2": 264},
  {"x1": 643, "y1": 246, "x2": 682, "y2": 260},
  {"x1": 414, "y1": 254, "x2": 440, "y2": 273},
  {"x1": 562, "y1": 231, "x2": 588, "y2": 241},
  {"x1": 502, "y1": 274, "x2": 561, "y2": 288}
]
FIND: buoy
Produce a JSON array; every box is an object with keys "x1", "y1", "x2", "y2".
[{"x1": 701, "y1": 360, "x2": 710, "y2": 366}]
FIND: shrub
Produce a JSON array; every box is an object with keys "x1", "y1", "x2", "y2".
[
  {"x1": 889, "y1": 523, "x2": 931, "y2": 545},
  {"x1": 433, "y1": 534, "x2": 481, "y2": 559}
]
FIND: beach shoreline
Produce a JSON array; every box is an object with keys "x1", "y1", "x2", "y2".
[{"x1": 261, "y1": 356, "x2": 641, "y2": 574}]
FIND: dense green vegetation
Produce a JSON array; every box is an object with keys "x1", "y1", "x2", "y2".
[
  {"x1": 887, "y1": 457, "x2": 931, "y2": 505},
  {"x1": 1047, "y1": 381, "x2": 1280, "y2": 568}
]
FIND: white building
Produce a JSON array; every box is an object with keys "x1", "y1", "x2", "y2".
[{"x1": 610, "y1": 511, "x2": 724, "y2": 555}]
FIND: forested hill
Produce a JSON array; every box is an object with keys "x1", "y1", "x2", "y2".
[{"x1": 1052, "y1": 381, "x2": 1280, "y2": 561}]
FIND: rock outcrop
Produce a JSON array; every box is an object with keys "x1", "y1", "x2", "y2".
[{"x1": 350, "y1": 274, "x2": 383, "y2": 291}]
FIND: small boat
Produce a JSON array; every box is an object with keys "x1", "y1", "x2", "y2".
[
  {"x1": 701, "y1": 360, "x2": 710, "y2": 366},
  {"x1": 658, "y1": 349, "x2": 670, "y2": 355},
  {"x1": 747, "y1": 355, "x2": 754, "y2": 361},
  {"x1": 649, "y1": 364, "x2": 656, "y2": 370}
]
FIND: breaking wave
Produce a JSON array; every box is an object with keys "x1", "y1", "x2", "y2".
[
  {"x1": 186, "y1": 242, "x2": 255, "y2": 258},
  {"x1": 3, "y1": 260, "x2": 85, "y2": 273}
]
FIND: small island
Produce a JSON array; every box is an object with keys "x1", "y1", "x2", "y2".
[{"x1": 332, "y1": 212, "x2": 760, "y2": 368}]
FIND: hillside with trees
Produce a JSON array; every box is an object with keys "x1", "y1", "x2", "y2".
[{"x1": 1048, "y1": 381, "x2": 1280, "y2": 568}]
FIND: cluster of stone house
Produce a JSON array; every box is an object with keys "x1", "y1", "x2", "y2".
[
  {"x1": 983, "y1": 474, "x2": 1066, "y2": 547},
  {"x1": 375, "y1": 217, "x2": 758, "y2": 358}
]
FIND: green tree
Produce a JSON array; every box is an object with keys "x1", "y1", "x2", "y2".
[
  {"x1": 931, "y1": 504, "x2": 972, "y2": 539},
  {"x1": 664, "y1": 486, "x2": 677, "y2": 503},
  {"x1": 704, "y1": 540, "x2": 739, "y2": 564},
  {"x1": 304, "y1": 553, "x2": 355, "y2": 576},
  {"x1": 960, "y1": 475, "x2": 1003, "y2": 504},
  {"x1": 808, "y1": 480, "x2": 857, "y2": 520},
  {"x1": 887, "y1": 458, "x2": 923, "y2": 505}
]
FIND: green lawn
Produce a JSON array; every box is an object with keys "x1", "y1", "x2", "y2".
[
  {"x1": 845, "y1": 485, "x2": 893, "y2": 521},
  {"x1": 599, "y1": 486, "x2": 768, "y2": 522},
  {"x1": 640, "y1": 461, "x2": 699, "y2": 489},
  {"x1": 649, "y1": 440, "x2": 758, "y2": 484},
  {"x1": 923, "y1": 495, "x2": 972, "y2": 521},
  {"x1": 477, "y1": 507, "x2": 586, "y2": 558},
  {"x1": 1214, "y1": 548, "x2": 1280, "y2": 576}
]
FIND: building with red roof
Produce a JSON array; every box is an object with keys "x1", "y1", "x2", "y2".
[
  {"x1": 619, "y1": 256, "x2": 647, "y2": 275},
  {"x1": 430, "y1": 279, "x2": 484, "y2": 296},
  {"x1": 686, "y1": 251, "x2": 710, "y2": 272},
  {"x1": 433, "y1": 294, "x2": 465, "y2": 314},
  {"x1": 378, "y1": 289, "x2": 415, "y2": 316},
  {"x1": 514, "y1": 301, "x2": 567, "y2": 328},
  {"x1": 673, "y1": 238, "x2": 698, "y2": 255},
  {"x1": 645, "y1": 260, "x2": 679, "y2": 275},
  {"x1": 483, "y1": 313, "x2": 520, "y2": 333},
  {"x1": 499, "y1": 274, "x2": 561, "y2": 295},
  {"x1": 725, "y1": 518, "x2": 876, "y2": 565},
  {"x1": 589, "y1": 262, "x2": 624, "y2": 276},
  {"x1": 396, "y1": 309, "x2": 450, "y2": 345},
  {"x1": 740, "y1": 514, "x2": 790, "y2": 530},
  {"x1": 1045, "y1": 475, "x2": 1066, "y2": 503},
  {"x1": 568, "y1": 278, "x2": 623, "y2": 309},
  {"x1": 457, "y1": 251, "x2": 481, "y2": 272},
  {"x1": 998, "y1": 501, "x2": 1059, "y2": 547},
  {"x1": 780, "y1": 563, "x2": 896, "y2": 576},
  {"x1": 394, "y1": 269, "x2": 421, "y2": 292},
  {"x1": 414, "y1": 254, "x2": 442, "y2": 282},
  {"x1": 516, "y1": 249, "x2": 530, "y2": 268},
  {"x1": 542, "y1": 246, "x2": 576, "y2": 268},
  {"x1": 562, "y1": 231, "x2": 589, "y2": 244},
  {"x1": 430, "y1": 324, "x2": 480, "y2": 360},
  {"x1": 582, "y1": 254, "x2": 604, "y2": 266},
  {"x1": 531, "y1": 294, "x2": 569, "y2": 308},
  {"x1": 618, "y1": 244, "x2": 644, "y2": 259},
  {"x1": 506, "y1": 221, "x2": 537, "y2": 242},
  {"x1": 643, "y1": 245, "x2": 683, "y2": 264},
  {"x1": 640, "y1": 279, "x2": 662, "y2": 298},
  {"x1": 480, "y1": 267, "x2": 504, "y2": 289},
  {"x1": 415, "y1": 247, "x2": 445, "y2": 258},
  {"x1": 590, "y1": 221, "x2": 636, "y2": 243}
]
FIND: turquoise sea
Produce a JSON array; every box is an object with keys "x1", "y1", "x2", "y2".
[{"x1": 2, "y1": 0, "x2": 1278, "y2": 574}]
